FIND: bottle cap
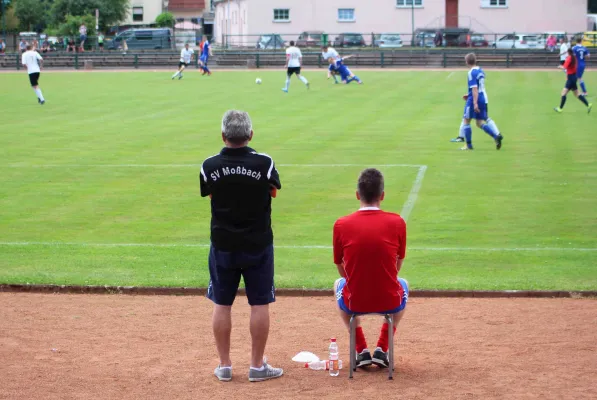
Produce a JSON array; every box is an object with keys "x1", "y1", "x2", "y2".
[
  {"x1": 331, "y1": 338, "x2": 336, "y2": 342},
  {"x1": 304, "y1": 362, "x2": 309, "y2": 368}
]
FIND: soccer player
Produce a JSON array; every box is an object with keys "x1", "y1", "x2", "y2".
[
  {"x1": 333, "y1": 168, "x2": 409, "y2": 369},
  {"x1": 451, "y1": 94, "x2": 501, "y2": 143},
  {"x1": 572, "y1": 37, "x2": 590, "y2": 95},
  {"x1": 172, "y1": 43, "x2": 194, "y2": 80},
  {"x1": 21, "y1": 45, "x2": 45, "y2": 105},
  {"x1": 460, "y1": 53, "x2": 503, "y2": 151},
  {"x1": 328, "y1": 56, "x2": 362, "y2": 85},
  {"x1": 282, "y1": 41, "x2": 309, "y2": 93},
  {"x1": 199, "y1": 36, "x2": 213, "y2": 76},
  {"x1": 554, "y1": 48, "x2": 592, "y2": 114},
  {"x1": 322, "y1": 45, "x2": 341, "y2": 83}
]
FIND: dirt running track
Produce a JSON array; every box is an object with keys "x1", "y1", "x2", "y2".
[{"x1": 1, "y1": 294, "x2": 596, "y2": 399}]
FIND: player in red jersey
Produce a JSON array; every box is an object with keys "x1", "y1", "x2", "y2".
[
  {"x1": 554, "y1": 48, "x2": 592, "y2": 113},
  {"x1": 333, "y1": 168, "x2": 409, "y2": 369}
]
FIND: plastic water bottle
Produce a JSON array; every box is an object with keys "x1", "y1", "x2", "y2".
[
  {"x1": 305, "y1": 359, "x2": 343, "y2": 370},
  {"x1": 329, "y1": 338, "x2": 340, "y2": 376}
]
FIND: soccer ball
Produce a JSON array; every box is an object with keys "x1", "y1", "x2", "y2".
[{"x1": 256, "y1": 78, "x2": 262, "y2": 84}]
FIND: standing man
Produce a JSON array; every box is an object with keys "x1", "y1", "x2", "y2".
[
  {"x1": 200, "y1": 110, "x2": 283, "y2": 382},
  {"x1": 460, "y1": 53, "x2": 503, "y2": 151},
  {"x1": 21, "y1": 45, "x2": 45, "y2": 105},
  {"x1": 79, "y1": 23, "x2": 87, "y2": 52},
  {"x1": 282, "y1": 41, "x2": 309, "y2": 93},
  {"x1": 333, "y1": 168, "x2": 409, "y2": 368},
  {"x1": 322, "y1": 45, "x2": 341, "y2": 83},
  {"x1": 199, "y1": 36, "x2": 212, "y2": 75},
  {"x1": 19, "y1": 39, "x2": 27, "y2": 53},
  {"x1": 172, "y1": 43, "x2": 194, "y2": 80},
  {"x1": 572, "y1": 37, "x2": 590, "y2": 96},
  {"x1": 98, "y1": 32, "x2": 105, "y2": 51},
  {"x1": 559, "y1": 37, "x2": 570, "y2": 66}
]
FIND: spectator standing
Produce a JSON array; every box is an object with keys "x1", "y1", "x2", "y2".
[
  {"x1": 434, "y1": 30, "x2": 443, "y2": 47},
  {"x1": 98, "y1": 33, "x2": 104, "y2": 51},
  {"x1": 20, "y1": 39, "x2": 27, "y2": 53},
  {"x1": 333, "y1": 169, "x2": 409, "y2": 368},
  {"x1": 79, "y1": 23, "x2": 87, "y2": 52},
  {"x1": 559, "y1": 37, "x2": 570, "y2": 65},
  {"x1": 0, "y1": 39, "x2": 5, "y2": 54},
  {"x1": 200, "y1": 110, "x2": 284, "y2": 382}
]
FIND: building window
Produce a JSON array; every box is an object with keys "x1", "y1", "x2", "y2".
[
  {"x1": 481, "y1": 0, "x2": 507, "y2": 7},
  {"x1": 337, "y1": 8, "x2": 355, "y2": 22},
  {"x1": 396, "y1": 0, "x2": 423, "y2": 7},
  {"x1": 273, "y1": 8, "x2": 290, "y2": 22},
  {"x1": 132, "y1": 7, "x2": 143, "y2": 22}
]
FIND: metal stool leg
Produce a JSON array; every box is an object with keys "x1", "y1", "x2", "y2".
[
  {"x1": 349, "y1": 314, "x2": 356, "y2": 379},
  {"x1": 386, "y1": 314, "x2": 394, "y2": 380}
]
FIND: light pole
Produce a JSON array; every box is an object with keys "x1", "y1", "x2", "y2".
[{"x1": 411, "y1": 0, "x2": 415, "y2": 47}]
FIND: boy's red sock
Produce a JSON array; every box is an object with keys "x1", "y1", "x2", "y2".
[
  {"x1": 376, "y1": 322, "x2": 397, "y2": 352},
  {"x1": 355, "y1": 326, "x2": 368, "y2": 353}
]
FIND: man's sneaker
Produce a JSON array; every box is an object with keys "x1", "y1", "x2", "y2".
[
  {"x1": 38, "y1": 98, "x2": 41, "y2": 104},
  {"x1": 40, "y1": 100, "x2": 45, "y2": 105},
  {"x1": 495, "y1": 134, "x2": 503, "y2": 150},
  {"x1": 450, "y1": 137, "x2": 465, "y2": 143},
  {"x1": 588, "y1": 103, "x2": 593, "y2": 114},
  {"x1": 248, "y1": 360, "x2": 283, "y2": 382},
  {"x1": 306, "y1": 82, "x2": 310, "y2": 90},
  {"x1": 372, "y1": 347, "x2": 389, "y2": 368},
  {"x1": 554, "y1": 107, "x2": 563, "y2": 113},
  {"x1": 460, "y1": 145, "x2": 473, "y2": 151},
  {"x1": 356, "y1": 349, "x2": 373, "y2": 368},
  {"x1": 178, "y1": 75, "x2": 183, "y2": 80},
  {"x1": 281, "y1": 88, "x2": 288, "y2": 93},
  {"x1": 214, "y1": 366, "x2": 232, "y2": 382}
]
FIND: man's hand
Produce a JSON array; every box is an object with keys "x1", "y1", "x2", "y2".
[
  {"x1": 474, "y1": 103, "x2": 480, "y2": 113},
  {"x1": 463, "y1": 94, "x2": 469, "y2": 101}
]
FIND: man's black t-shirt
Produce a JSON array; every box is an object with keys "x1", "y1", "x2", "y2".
[{"x1": 200, "y1": 146, "x2": 281, "y2": 252}]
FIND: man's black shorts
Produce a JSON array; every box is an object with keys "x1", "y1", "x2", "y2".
[
  {"x1": 207, "y1": 244, "x2": 275, "y2": 306},
  {"x1": 29, "y1": 72, "x2": 40, "y2": 87},
  {"x1": 179, "y1": 61, "x2": 189, "y2": 68},
  {"x1": 565, "y1": 74, "x2": 578, "y2": 91},
  {"x1": 287, "y1": 67, "x2": 301, "y2": 76}
]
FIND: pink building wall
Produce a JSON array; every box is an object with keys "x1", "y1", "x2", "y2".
[{"x1": 214, "y1": 0, "x2": 587, "y2": 45}]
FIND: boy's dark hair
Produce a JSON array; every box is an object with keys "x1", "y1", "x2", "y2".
[
  {"x1": 577, "y1": 37, "x2": 582, "y2": 44},
  {"x1": 465, "y1": 52, "x2": 476, "y2": 66},
  {"x1": 289, "y1": 40, "x2": 295, "y2": 46},
  {"x1": 357, "y1": 168, "x2": 384, "y2": 203},
  {"x1": 26, "y1": 44, "x2": 32, "y2": 51}
]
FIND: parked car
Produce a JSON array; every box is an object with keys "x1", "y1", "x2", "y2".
[
  {"x1": 491, "y1": 34, "x2": 539, "y2": 49},
  {"x1": 333, "y1": 33, "x2": 366, "y2": 48},
  {"x1": 414, "y1": 29, "x2": 437, "y2": 47},
  {"x1": 256, "y1": 34, "x2": 286, "y2": 50},
  {"x1": 374, "y1": 33, "x2": 403, "y2": 48},
  {"x1": 441, "y1": 28, "x2": 470, "y2": 47},
  {"x1": 457, "y1": 33, "x2": 489, "y2": 47},
  {"x1": 296, "y1": 31, "x2": 324, "y2": 47},
  {"x1": 578, "y1": 31, "x2": 597, "y2": 47},
  {"x1": 106, "y1": 28, "x2": 172, "y2": 50}
]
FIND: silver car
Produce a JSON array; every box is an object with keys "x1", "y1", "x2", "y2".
[
  {"x1": 491, "y1": 34, "x2": 539, "y2": 49},
  {"x1": 375, "y1": 33, "x2": 403, "y2": 48}
]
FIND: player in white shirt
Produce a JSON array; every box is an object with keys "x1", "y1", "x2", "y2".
[
  {"x1": 282, "y1": 41, "x2": 309, "y2": 93},
  {"x1": 172, "y1": 43, "x2": 195, "y2": 80},
  {"x1": 322, "y1": 45, "x2": 342, "y2": 83},
  {"x1": 559, "y1": 37, "x2": 569, "y2": 66},
  {"x1": 21, "y1": 45, "x2": 45, "y2": 105}
]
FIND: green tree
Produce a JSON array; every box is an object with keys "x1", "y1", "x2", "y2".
[
  {"x1": 50, "y1": 0, "x2": 128, "y2": 31},
  {"x1": 155, "y1": 12, "x2": 175, "y2": 28},
  {"x1": 14, "y1": 0, "x2": 46, "y2": 31}
]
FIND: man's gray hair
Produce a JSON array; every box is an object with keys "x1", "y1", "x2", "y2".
[{"x1": 221, "y1": 110, "x2": 252, "y2": 144}]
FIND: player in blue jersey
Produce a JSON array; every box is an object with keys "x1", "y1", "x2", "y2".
[
  {"x1": 572, "y1": 37, "x2": 590, "y2": 95},
  {"x1": 327, "y1": 56, "x2": 362, "y2": 84},
  {"x1": 459, "y1": 53, "x2": 503, "y2": 151},
  {"x1": 199, "y1": 36, "x2": 212, "y2": 76}
]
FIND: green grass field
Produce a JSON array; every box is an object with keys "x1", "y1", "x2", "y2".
[{"x1": 1, "y1": 69, "x2": 596, "y2": 290}]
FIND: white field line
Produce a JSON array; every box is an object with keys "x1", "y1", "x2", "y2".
[
  {"x1": 400, "y1": 165, "x2": 427, "y2": 222},
  {"x1": 446, "y1": 71, "x2": 455, "y2": 79},
  {"x1": 0, "y1": 242, "x2": 596, "y2": 252},
  {"x1": 3, "y1": 163, "x2": 424, "y2": 168}
]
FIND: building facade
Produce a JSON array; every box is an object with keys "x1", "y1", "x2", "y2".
[
  {"x1": 122, "y1": 0, "x2": 164, "y2": 26},
  {"x1": 214, "y1": 0, "x2": 587, "y2": 46}
]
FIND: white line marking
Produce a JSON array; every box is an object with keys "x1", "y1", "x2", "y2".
[
  {"x1": 400, "y1": 165, "x2": 427, "y2": 222},
  {"x1": 0, "y1": 242, "x2": 596, "y2": 252},
  {"x1": 446, "y1": 71, "x2": 455, "y2": 79},
  {"x1": 2, "y1": 164, "x2": 424, "y2": 168}
]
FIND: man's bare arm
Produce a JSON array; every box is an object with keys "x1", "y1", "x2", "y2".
[
  {"x1": 335, "y1": 262, "x2": 346, "y2": 278},
  {"x1": 396, "y1": 258, "x2": 404, "y2": 275}
]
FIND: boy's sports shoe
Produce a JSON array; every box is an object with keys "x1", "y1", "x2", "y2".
[
  {"x1": 248, "y1": 360, "x2": 283, "y2": 382},
  {"x1": 372, "y1": 347, "x2": 389, "y2": 368},
  {"x1": 356, "y1": 349, "x2": 373, "y2": 368},
  {"x1": 214, "y1": 366, "x2": 232, "y2": 382},
  {"x1": 450, "y1": 137, "x2": 465, "y2": 143},
  {"x1": 554, "y1": 107, "x2": 563, "y2": 113}
]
